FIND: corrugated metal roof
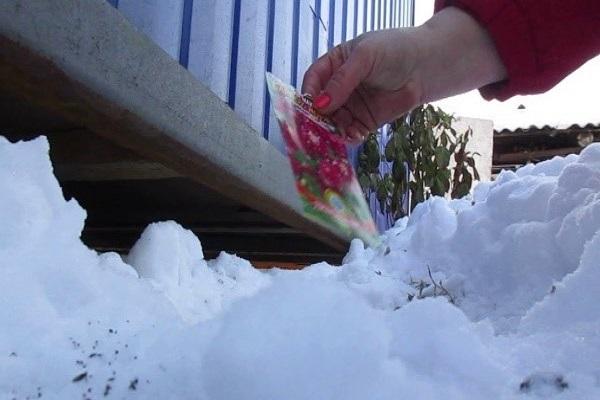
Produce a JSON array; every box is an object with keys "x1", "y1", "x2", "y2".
[{"x1": 496, "y1": 123, "x2": 600, "y2": 135}]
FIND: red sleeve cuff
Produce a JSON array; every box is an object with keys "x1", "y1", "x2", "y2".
[{"x1": 434, "y1": 0, "x2": 536, "y2": 101}]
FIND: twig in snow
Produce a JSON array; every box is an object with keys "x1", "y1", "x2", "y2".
[
  {"x1": 427, "y1": 266, "x2": 455, "y2": 304},
  {"x1": 72, "y1": 372, "x2": 88, "y2": 383}
]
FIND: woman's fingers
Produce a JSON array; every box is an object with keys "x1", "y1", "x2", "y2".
[
  {"x1": 328, "y1": 82, "x2": 421, "y2": 143},
  {"x1": 346, "y1": 126, "x2": 366, "y2": 144},
  {"x1": 315, "y1": 45, "x2": 373, "y2": 115},
  {"x1": 331, "y1": 107, "x2": 354, "y2": 133},
  {"x1": 331, "y1": 105, "x2": 372, "y2": 143},
  {"x1": 301, "y1": 46, "x2": 345, "y2": 97},
  {"x1": 301, "y1": 30, "x2": 424, "y2": 144},
  {"x1": 302, "y1": 42, "x2": 374, "y2": 115},
  {"x1": 365, "y1": 80, "x2": 423, "y2": 126}
]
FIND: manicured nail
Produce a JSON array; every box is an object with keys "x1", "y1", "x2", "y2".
[{"x1": 314, "y1": 93, "x2": 331, "y2": 109}]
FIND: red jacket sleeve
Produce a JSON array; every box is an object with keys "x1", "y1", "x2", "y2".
[{"x1": 434, "y1": 0, "x2": 600, "y2": 101}]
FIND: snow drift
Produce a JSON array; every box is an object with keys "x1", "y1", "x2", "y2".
[{"x1": 1, "y1": 135, "x2": 600, "y2": 399}]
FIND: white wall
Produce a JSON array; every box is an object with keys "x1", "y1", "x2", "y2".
[
  {"x1": 118, "y1": 0, "x2": 184, "y2": 59},
  {"x1": 452, "y1": 117, "x2": 494, "y2": 182},
  {"x1": 187, "y1": 0, "x2": 234, "y2": 102},
  {"x1": 235, "y1": 0, "x2": 270, "y2": 133}
]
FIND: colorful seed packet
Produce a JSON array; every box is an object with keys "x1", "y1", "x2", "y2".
[{"x1": 266, "y1": 72, "x2": 380, "y2": 247}]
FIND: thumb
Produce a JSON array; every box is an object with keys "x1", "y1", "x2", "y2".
[{"x1": 315, "y1": 47, "x2": 371, "y2": 114}]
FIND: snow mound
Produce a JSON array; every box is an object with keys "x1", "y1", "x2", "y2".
[
  {"x1": 380, "y1": 145, "x2": 600, "y2": 333},
  {"x1": 1, "y1": 135, "x2": 600, "y2": 399},
  {"x1": 128, "y1": 221, "x2": 269, "y2": 323}
]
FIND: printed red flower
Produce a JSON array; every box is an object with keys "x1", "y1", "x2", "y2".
[
  {"x1": 290, "y1": 154, "x2": 314, "y2": 176},
  {"x1": 280, "y1": 121, "x2": 301, "y2": 153},
  {"x1": 297, "y1": 114, "x2": 330, "y2": 158},
  {"x1": 295, "y1": 111, "x2": 348, "y2": 159},
  {"x1": 325, "y1": 133, "x2": 347, "y2": 157},
  {"x1": 317, "y1": 158, "x2": 353, "y2": 191},
  {"x1": 276, "y1": 98, "x2": 295, "y2": 121}
]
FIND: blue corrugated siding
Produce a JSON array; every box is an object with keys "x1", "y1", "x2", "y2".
[
  {"x1": 353, "y1": 0, "x2": 359, "y2": 37},
  {"x1": 227, "y1": 0, "x2": 242, "y2": 108},
  {"x1": 178, "y1": 0, "x2": 193, "y2": 68},
  {"x1": 263, "y1": 0, "x2": 277, "y2": 139},
  {"x1": 291, "y1": 0, "x2": 301, "y2": 88},
  {"x1": 312, "y1": 0, "x2": 322, "y2": 61},
  {"x1": 328, "y1": 0, "x2": 335, "y2": 49},
  {"x1": 106, "y1": 0, "x2": 415, "y2": 229},
  {"x1": 106, "y1": 0, "x2": 414, "y2": 149}
]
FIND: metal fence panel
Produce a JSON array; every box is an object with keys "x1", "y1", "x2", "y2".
[
  {"x1": 107, "y1": 0, "x2": 415, "y2": 230},
  {"x1": 316, "y1": 0, "x2": 330, "y2": 57},
  {"x1": 117, "y1": 0, "x2": 184, "y2": 59},
  {"x1": 234, "y1": 0, "x2": 270, "y2": 133},
  {"x1": 187, "y1": 0, "x2": 233, "y2": 102},
  {"x1": 106, "y1": 0, "x2": 414, "y2": 151}
]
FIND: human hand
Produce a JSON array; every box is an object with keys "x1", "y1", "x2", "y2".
[
  {"x1": 302, "y1": 7, "x2": 506, "y2": 143},
  {"x1": 302, "y1": 28, "x2": 423, "y2": 144}
]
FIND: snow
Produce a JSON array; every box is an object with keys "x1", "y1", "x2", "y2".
[
  {"x1": 2, "y1": 134, "x2": 600, "y2": 399},
  {"x1": 127, "y1": 222, "x2": 269, "y2": 324}
]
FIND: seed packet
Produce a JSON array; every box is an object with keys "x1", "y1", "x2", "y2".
[{"x1": 266, "y1": 72, "x2": 380, "y2": 247}]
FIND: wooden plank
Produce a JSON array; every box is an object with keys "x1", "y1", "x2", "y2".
[
  {"x1": 84, "y1": 226, "x2": 302, "y2": 235},
  {"x1": 59, "y1": 178, "x2": 253, "y2": 223},
  {"x1": 53, "y1": 161, "x2": 181, "y2": 181},
  {"x1": 494, "y1": 147, "x2": 582, "y2": 164},
  {"x1": 81, "y1": 226, "x2": 344, "y2": 264},
  {"x1": 251, "y1": 261, "x2": 309, "y2": 270},
  {"x1": 46, "y1": 130, "x2": 183, "y2": 181},
  {"x1": 47, "y1": 130, "x2": 146, "y2": 164},
  {"x1": 0, "y1": 92, "x2": 74, "y2": 136}
]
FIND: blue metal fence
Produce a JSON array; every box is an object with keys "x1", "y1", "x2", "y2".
[
  {"x1": 178, "y1": 0, "x2": 194, "y2": 68},
  {"x1": 107, "y1": 0, "x2": 415, "y2": 152},
  {"x1": 108, "y1": 0, "x2": 415, "y2": 231}
]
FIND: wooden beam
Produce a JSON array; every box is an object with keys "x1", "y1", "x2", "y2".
[
  {"x1": 494, "y1": 147, "x2": 582, "y2": 164},
  {"x1": 46, "y1": 130, "x2": 183, "y2": 181},
  {"x1": 81, "y1": 226, "x2": 344, "y2": 265},
  {"x1": 53, "y1": 161, "x2": 181, "y2": 181},
  {"x1": 84, "y1": 226, "x2": 302, "y2": 235}
]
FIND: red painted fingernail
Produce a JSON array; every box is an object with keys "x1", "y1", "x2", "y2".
[{"x1": 314, "y1": 93, "x2": 331, "y2": 109}]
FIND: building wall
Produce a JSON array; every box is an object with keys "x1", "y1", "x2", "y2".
[
  {"x1": 452, "y1": 117, "x2": 494, "y2": 182},
  {"x1": 106, "y1": 0, "x2": 415, "y2": 153}
]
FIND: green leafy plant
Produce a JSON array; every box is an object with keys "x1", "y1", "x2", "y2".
[{"x1": 357, "y1": 105, "x2": 480, "y2": 221}]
